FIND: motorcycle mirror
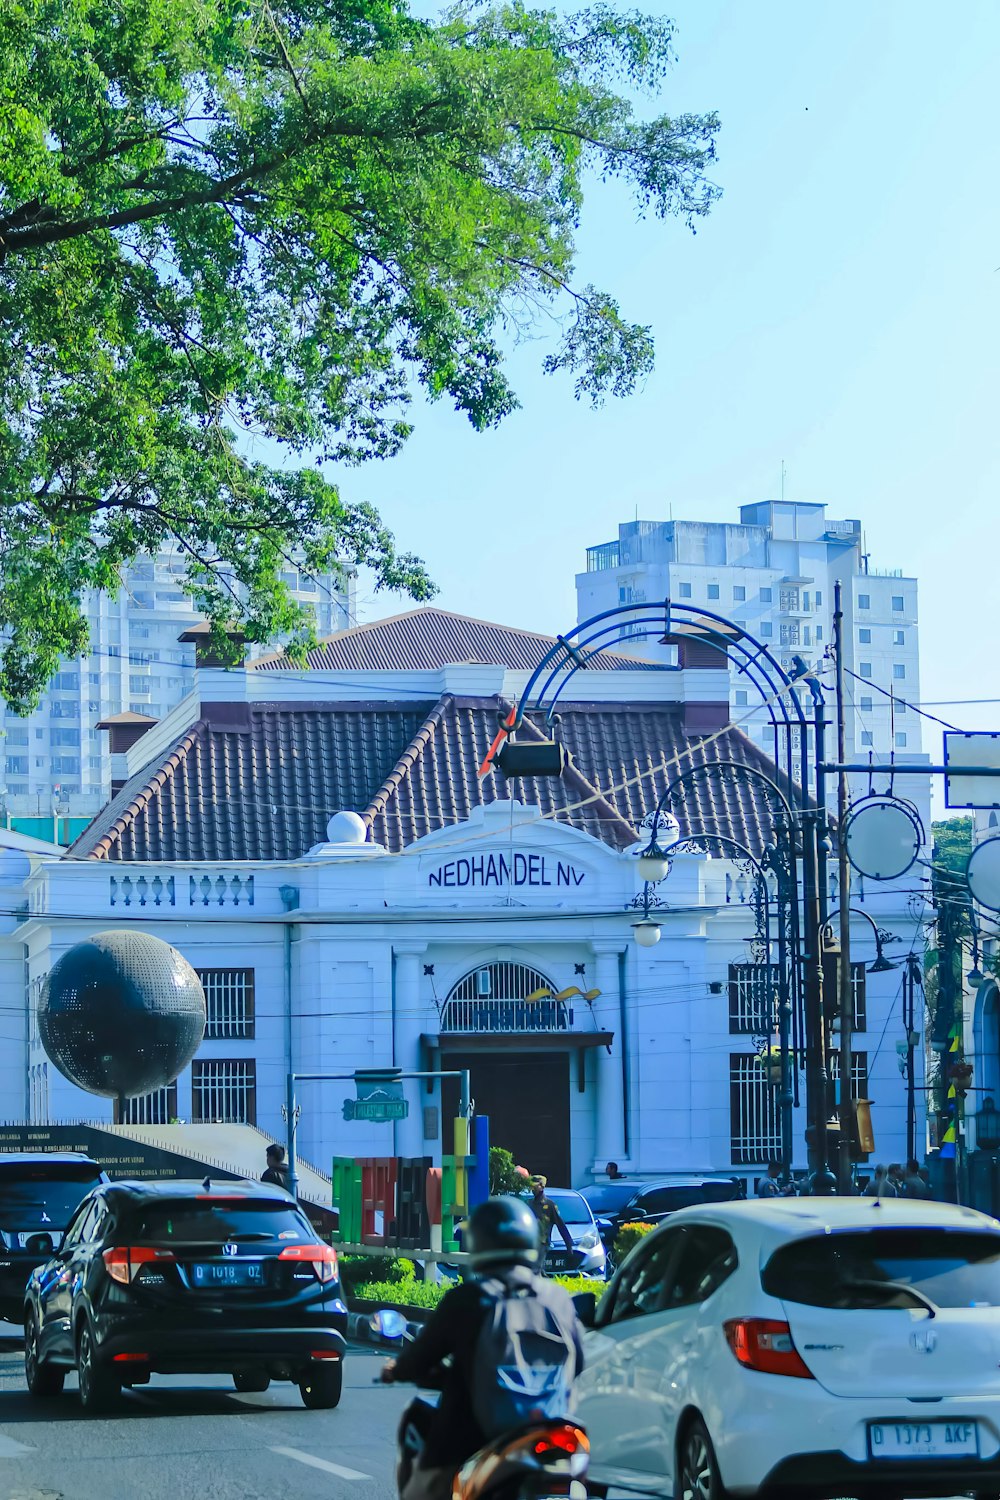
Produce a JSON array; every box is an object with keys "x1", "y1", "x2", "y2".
[{"x1": 369, "y1": 1309, "x2": 408, "y2": 1342}]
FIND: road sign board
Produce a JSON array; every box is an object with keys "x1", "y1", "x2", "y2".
[
  {"x1": 342, "y1": 1097, "x2": 409, "y2": 1123},
  {"x1": 945, "y1": 732, "x2": 1000, "y2": 809}
]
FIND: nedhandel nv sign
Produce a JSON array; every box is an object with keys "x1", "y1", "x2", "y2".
[{"x1": 343, "y1": 1069, "x2": 409, "y2": 1123}]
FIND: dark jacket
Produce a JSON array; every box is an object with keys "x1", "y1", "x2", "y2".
[
  {"x1": 261, "y1": 1165, "x2": 287, "y2": 1188},
  {"x1": 392, "y1": 1265, "x2": 585, "y2": 1469}
]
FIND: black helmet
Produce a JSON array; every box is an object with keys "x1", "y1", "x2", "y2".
[{"x1": 465, "y1": 1195, "x2": 541, "y2": 1269}]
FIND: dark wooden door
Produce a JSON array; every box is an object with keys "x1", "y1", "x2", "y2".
[{"x1": 444, "y1": 1050, "x2": 571, "y2": 1184}]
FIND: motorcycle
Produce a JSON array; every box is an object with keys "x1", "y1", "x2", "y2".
[{"x1": 396, "y1": 1380, "x2": 589, "y2": 1500}]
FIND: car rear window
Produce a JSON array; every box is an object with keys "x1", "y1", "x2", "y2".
[
  {"x1": 0, "y1": 1164, "x2": 103, "y2": 1225},
  {"x1": 582, "y1": 1184, "x2": 638, "y2": 1213},
  {"x1": 763, "y1": 1229, "x2": 1000, "y2": 1310},
  {"x1": 641, "y1": 1183, "x2": 739, "y2": 1214},
  {"x1": 130, "y1": 1199, "x2": 313, "y2": 1244}
]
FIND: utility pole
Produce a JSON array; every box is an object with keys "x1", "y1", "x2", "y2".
[{"x1": 833, "y1": 581, "x2": 854, "y2": 1193}]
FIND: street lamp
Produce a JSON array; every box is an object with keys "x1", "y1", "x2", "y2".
[
  {"x1": 827, "y1": 907, "x2": 901, "y2": 973},
  {"x1": 637, "y1": 845, "x2": 671, "y2": 884},
  {"x1": 975, "y1": 1097, "x2": 1000, "y2": 1150},
  {"x1": 632, "y1": 918, "x2": 662, "y2": 948}
]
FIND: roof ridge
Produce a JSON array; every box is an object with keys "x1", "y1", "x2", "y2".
[
  {"x1": 74, "y1": 722, "x2": 206, "y2": 861},
  {"x1": 250, "y1": 604, "x2": 650, "y2": 670},
  {"x1": 362, "y1": 693, "x2": 455, "y2": 830}
]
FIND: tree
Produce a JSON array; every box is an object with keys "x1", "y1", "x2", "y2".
[{"x1": 0, "y1": 0, "x2": 719, "y2": 709}]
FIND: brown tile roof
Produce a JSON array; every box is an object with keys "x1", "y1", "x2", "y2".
[
  {"x1": 70, "y1": 695, "x2": 797, "y2": 863},
  {"x1": 251, "y1": 606, "x2": 654, "y2": 675}
]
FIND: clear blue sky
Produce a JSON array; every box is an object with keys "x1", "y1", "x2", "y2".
[{"x1": 339, "y1": 1, "x2": 1000, "y2": 764}]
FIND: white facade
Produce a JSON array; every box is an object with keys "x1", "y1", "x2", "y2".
[
  {"x1": 577, "y1": 501, "x2": 921, "y2": 764},
  {"x1": 2, "y1": 805, "x2": 923, "y2": 1188},
  {"x1": 0, "y1": 551, "x2": 353, "y2": 823}
]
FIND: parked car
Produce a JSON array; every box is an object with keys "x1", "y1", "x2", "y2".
[
  {"x1": 0, "y1": 1153, "x2": 107, "y2": 1323},
  {"x1": 24, "y1": 1178, "x2": 347, "y2": 1412},
  {"x1": 581, "y1": 1178, "x2": 743, "y2": 1264},
  {"x1": 574, "y1": 1196, "x2": 1000, "y2": 1499},
  {"x1": 528, "y1": 1188, "x2": 607, "y2": 1279}
]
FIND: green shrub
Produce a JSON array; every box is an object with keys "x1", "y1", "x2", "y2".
[
  {"x1": 354, "y1": 1278, "x2": 446, "y2": 1309},
  {"x1": 489, "y1": 1146, "x2": 526, "y2": 1196},
  {"x1": 340, "y1": 1253, "x2": 415, "y2": 1290},
  {"x1": 614, "y1": 1220, "x2": 654, "y2": 1263}
]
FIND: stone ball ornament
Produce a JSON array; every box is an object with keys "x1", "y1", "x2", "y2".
[{"x1": 38, "y1": 930, "x2": 206, "y2": 1099}]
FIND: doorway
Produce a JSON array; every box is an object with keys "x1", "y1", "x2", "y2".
[{"x1": 444, "y1": 1050, "x2": 571, "y2": 1184}]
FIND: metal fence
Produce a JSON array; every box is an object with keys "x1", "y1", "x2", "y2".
[
  {"x1": 198, "y1": 967, "x2": 255, "y2": 1040},
  {"x1": 192, "y1": 1059, "x2": 257, "y2": 1125}
]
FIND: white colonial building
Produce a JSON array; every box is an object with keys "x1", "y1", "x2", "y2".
[{"x1": 0, "y1": 609, "x2": 924, "y2": 1187}]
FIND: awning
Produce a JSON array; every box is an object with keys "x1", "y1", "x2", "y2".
[{"x1": 424, "y1": 1030, "x2": 613, "y2": 1054}]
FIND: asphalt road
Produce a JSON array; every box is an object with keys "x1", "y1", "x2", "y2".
[
  {"x1": 0, "y1": 1332, "x2": 405, "y2": 1500},
  {"x1": 0, "y1": 1329, "x2": 974, "y2": 1500}
]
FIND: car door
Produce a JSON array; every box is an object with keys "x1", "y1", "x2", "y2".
[
  {"x1": 70, "y1": 1195, "x2": 113, "y2": 1336},
  {"x1": 38, "y1": 1197, "x2": 98, "y2": 1359},
  {"x1": 628, "y1": 1223, "x2": 740, "y2": 1485},
  {"x1": 576, "y1": 1227, "x2": 688, "y2": 1494}
]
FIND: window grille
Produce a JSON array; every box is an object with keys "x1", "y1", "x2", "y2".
[
  {"x1": 192, "y1": 1059, "x2": 256, "y2": 1125},
  {"x1": 730, "y1": 1054, "x2": 781, "y2": 1165},
  {"x1": 442, "y1": 962, "x2": 565, "y2": 1033},
  {"x1": 115, "y1": 1083, "x2": 177, "y2": 1125},
  {"x1": 728, "y1": 965, "x2": 780, "y2": 1034},
  {"x1": 823, "y1": 961, "x2": 867, "y2": 1031},
  {"x1": 197, "y1": 968, "x2": 255, "y2": 1039},
  {"x1": 829, "y1": 1050, "x2": 869, "y2": 1100}
]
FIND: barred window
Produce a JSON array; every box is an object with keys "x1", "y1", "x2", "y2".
[
  {"x1": 115, "y1": 1083, "x2": 177, "y2": 1125},
  {"x1": 192, "y1": 1059, "x2": 256, "y2": 1125},
  {"x1": 728, "y1": 965, "x2": 781, "y2": 1035},
  {"x1": 823, "y1": 960, "x2": 867, "y2": 1031},
  {"x1": 730, "y1": 1054, "x2": 781, "y2": 1166},
  {"x1": 197, "y1": 968, "x2": 255, "y2": 1040}
]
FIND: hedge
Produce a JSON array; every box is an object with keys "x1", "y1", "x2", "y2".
[{"x1": 353, "y1": 1271, "x2": 602, "y2": 1312}]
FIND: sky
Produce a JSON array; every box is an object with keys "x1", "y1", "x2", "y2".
[{"x1": 336, "y1": 1, "x2": 1000, "y2": 778}]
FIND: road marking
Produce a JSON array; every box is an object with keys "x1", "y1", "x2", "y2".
[
  {"x1": 269, "y1": 1446, "x2": 371, "y2": 1481},
  {"x1": 0, "y1": 1433, "x2": 35, "y2": 1457}
]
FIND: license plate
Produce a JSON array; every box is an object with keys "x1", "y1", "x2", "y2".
[
  {"x1": 869, "y1": 1420, "x2": 979, "y2": 1459},
  {"x1": 190, "y1": 1261, "x2": 264, "y2": 1288}
]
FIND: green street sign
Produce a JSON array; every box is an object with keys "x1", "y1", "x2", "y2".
[{"x1": 342, "y1": 1096, "x2": 409, "y2": 1123}]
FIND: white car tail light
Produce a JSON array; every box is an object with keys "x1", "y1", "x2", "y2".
[{"x1": 723, "y1": 1318, "x2": 814, "y2": 1379}]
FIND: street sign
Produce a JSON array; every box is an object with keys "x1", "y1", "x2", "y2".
[
  {"x1": 843, "y1": 796, "x2": 922, "y2": 881},
  {"x1": 945, "y1": 732, "x2": 1000, "y2": 809},
  {"x1": 344, "y1": 1067, "x2": 408, "y2": 1123},
  {"x1": 342, "y1": 1096, "x2": 409, "y2": 1122},
  {"x1": 967, "y1": 836, "x2": 1000, "y2": 912}
]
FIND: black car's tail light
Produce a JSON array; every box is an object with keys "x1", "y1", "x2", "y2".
[
  {"x1": 310, "y1": 1349, "x2": 342, "y2": 1360},
  {"x1": 103, "y1": 1246, "x2": 176, "y2": 1285},
  {"x1": 278, "y1": 1244, "x2": 338, "y2": 1283}
]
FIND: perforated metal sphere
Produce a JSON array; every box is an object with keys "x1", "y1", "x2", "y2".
[{"x1": 39, "y1": 930, "x2": 206, "y2": 1099}]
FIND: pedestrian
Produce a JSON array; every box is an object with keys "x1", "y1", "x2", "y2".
[
  {"x1": 903, "y1": 1157, "x2": 931, "y2": 1200},
  {"x1": 605, "y1": 1161, "x2": 623, "y2": 1181},
  {"x1": 528, "y1": 1176, "x2": 574, "y2": 1255},
  {"x1": 887, "y1": 1162, "x2": 906, "y2": 1195},
  {"x1": 862, "y1": 1163, "x2": 896, "y2": 1198},
  {"x1": 756, "y1": 1162, "x2": 787, "y2": 1198},
  {"x1": 261, "y1": 1142, "x2": 288, "y2": 1188}
]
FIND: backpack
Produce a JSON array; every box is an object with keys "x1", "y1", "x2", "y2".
[{"x1": 471, "y1": 1273, "x2": 579, "y2": 1440}]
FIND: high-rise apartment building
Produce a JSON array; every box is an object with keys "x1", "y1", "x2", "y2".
[
  {"x1": 0, "y1": 550, "x2": 353, "y2": 837},
  {"x1": 577, "y1": 501, "x2": 920, "y2": 762}
]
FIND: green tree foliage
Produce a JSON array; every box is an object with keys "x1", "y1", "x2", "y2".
[
  {"x1": 488, "y1": 1145, "x2": 527, "y2": 1196},
  {"x1": 931, "y1": 817, "x2": 973, "y2": 875},
  {"x1": 0, "y1": 0, "x2": 719, "y2": 708},
  {"x1": 925, "y1": 817, "x2": 974, "y2": 1113}
]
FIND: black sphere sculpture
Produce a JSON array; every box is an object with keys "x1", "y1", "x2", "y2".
[{"x1": 39, "y1": 931, "x2": 206, "y2": 1099}]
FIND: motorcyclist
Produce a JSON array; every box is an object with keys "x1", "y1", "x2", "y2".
[{"x1": 381, "y1": 1195, "x2": 584, "y2": 1500}]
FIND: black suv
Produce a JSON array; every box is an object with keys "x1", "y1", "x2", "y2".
[
  {"x1": 582, "y1": 1178, "x2": 745, "y2": 1264},
  {"x1": 0, "y1": 1153, "x2": 107, "y2": 1323},
  {"x1": 24, "y1": 1179, "x2": 347, "y2": 1412}
]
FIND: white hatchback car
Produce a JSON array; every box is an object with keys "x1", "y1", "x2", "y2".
[{"x1": 574, "y1": 1196, "x2": 1000, "y2": 1500}]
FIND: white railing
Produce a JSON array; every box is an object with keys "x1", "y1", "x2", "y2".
[{"x1": 441, "y1": 998, "x2": 569, "y2": 1034}]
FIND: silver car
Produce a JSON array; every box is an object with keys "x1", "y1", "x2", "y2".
[{"x1": 536, "y1": 1188, "x2": 607, "y2": 1278}]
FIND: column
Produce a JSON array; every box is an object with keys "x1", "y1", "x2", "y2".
[
  {"x1": 591, "y1": 943, "x2": 626, "y2": 1165},
  {"x1": 393, "y1": 944, "x2": 427, "y2": 1159}
]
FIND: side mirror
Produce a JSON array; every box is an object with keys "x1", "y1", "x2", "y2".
[
  {"x1": 24, "y1": 1232, "x2": 54, "y2": 1259},
  {"x1": 572, "y1": 1292, "x2": 597, "y2": 1329}
]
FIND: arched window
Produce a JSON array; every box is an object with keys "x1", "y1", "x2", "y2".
[{"x1": 442, "y1": 962, "x2": 566, "y2": 1033}]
